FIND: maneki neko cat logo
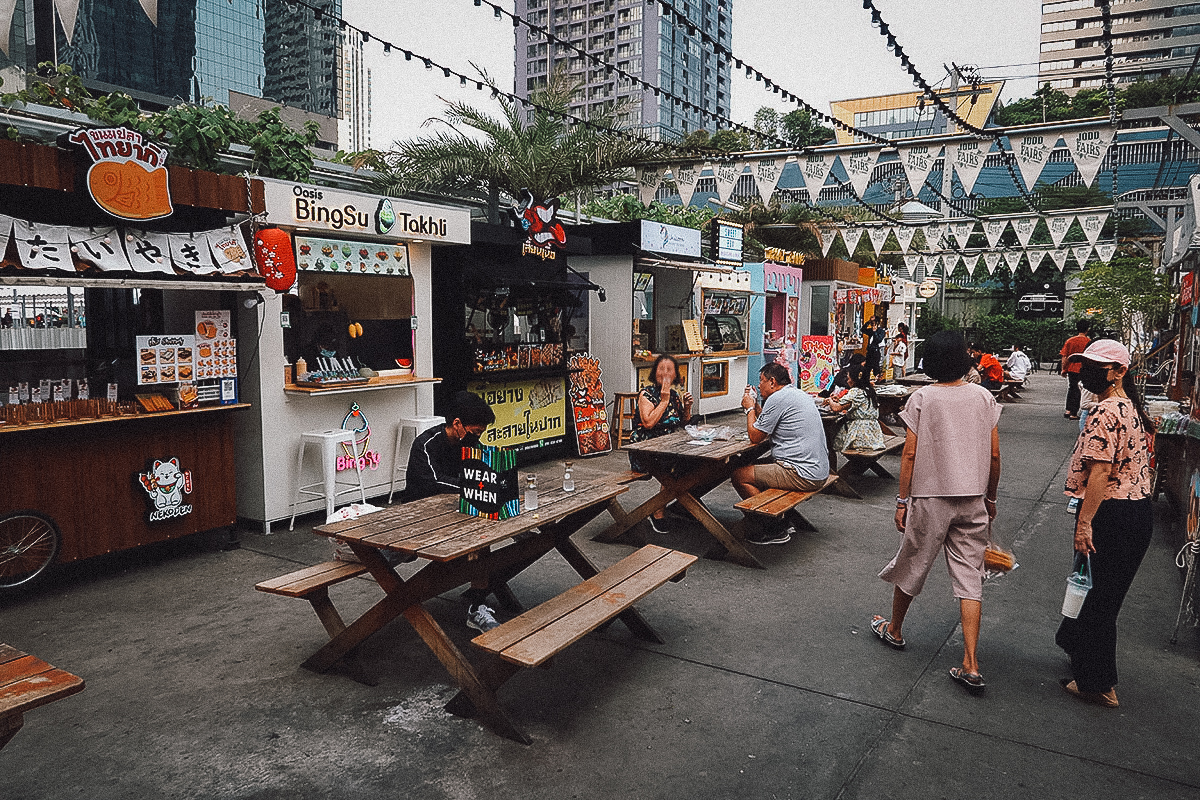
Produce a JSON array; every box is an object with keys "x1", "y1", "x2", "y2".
[
  {"x1": 511, "y1": 190, "x2": 566, "y2": 260},
  {"x1": 137, "y1": 457, "x2": 193, "y2": 522},
  {"x1": 338, "y1": 403, "x2": 382, "y2": 472},
  {"x1": 64, "y1": 127, "x2": 173, "y2": 221}
]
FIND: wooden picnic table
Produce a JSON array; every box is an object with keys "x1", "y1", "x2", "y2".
[
  {"x1": 306, "y1": 481, "x2": 673, "y2": 744},
  {"x1": 892, "y1": 374, "x2": 934, "y2": 387},
  {"x1": 0, "y1": 644, "x2": 84, "y2": 751}
]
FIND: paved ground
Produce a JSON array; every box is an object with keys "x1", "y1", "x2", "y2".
[{"x1": 3, "y1": 373, "x2": 1199, "y2": 799}]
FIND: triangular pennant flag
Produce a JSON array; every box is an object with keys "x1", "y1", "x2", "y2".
[
  {"x1": 1049, "y1": 247, "x2": 1070, "y2": 271},
  {"x1": 1079, "y1": 212, "x2": 1108, "y2": 246},
  {"x1": 1071, "y1": 245, "x2": 1093, "y2": 267},
  {"x1": 69, "y1": 227, "x2": 130, "y2": 272},
  {"x1": 52, "y1": 0, "x2": 80, "y2": 45},
  {"x1": 713, "y1": 160, "x2": 743, "y2": 205},
  {"x1": 924, "y1": 222, "x2": 946, "y2": 249},
  {"x1": 984, "y1": 219, "x2": 1007, "y2": 248},
  {"x1": 753, "y1": 157, "x2": 787, "y2": 205},
  {"x1": 894, "y1": 225, "x2": 915, "y2": 253},
  {"x1": 867, "y1": 226, "x2": 890, "y2": 255},
  {"x1": 1002, "y1": 250, "x2": 1022, "y2": 271},
  {"x1": 0, "y1": 0, "x2": 19, "y2": 58},
  {"x1": 637, "y1": 166, "x2": 663, "y2": 205},
  {"x1": 818, "y1": 227, "x2": 836, "y2": 257},
  {"x1": 1047, "y1": 214, "x2": 1074, "y2": 247},
  {"x1": 983, "y1": 252, "x2": 1001, "y2": 275},
  {"x1": 1013, "y1": 216, "x2": 1037, "y2": 248},
  {"x1": 946, "y1": 139, "x2": 988, "y2": 194},
  {"x1": 903, "y1": 253, "x2": 921, "y2": 278},
  {"x1": 841, "y1": 148, "x2": 880, "y2": 199},
  {"x1": 800, "y1": 151, "x2": 837, "y2": 200},
  {"x1": 951, "y1": 221, "x2": 975, "y2": 247},
  {"x1": 208, "y1": 228, "x2": 252, "y2": 273},
  {"x1": 12, "y1": 219, "x2": 75, "y2": 272},
  {"x1": 169, "y1": 231, "x2": 220, "y2": 275},
  {"x1": 1063, "y1": 126, "x2": 1116, "y2": 187},
  {"x1": 1007, "y1": 132, "x2": 1057, "y2": 191},
  {"x1": 123, "y1": 229, "x2": 175, "y2": 275},
  {"x1": 671, "y1": 164, "x2": 701, "y2": 207},
  {"x1": 842, "y1": 227, "x2": 864, "y2": 255},
  {"x1": 1095, "y1": 242, "x2": 1117, "y2": 263},
  {"x1": 896, "y1": 143, "x2": 940, "y2": 197},
  {"x1": 137, "y1": 0, "x2": 157, "y2": 25}
]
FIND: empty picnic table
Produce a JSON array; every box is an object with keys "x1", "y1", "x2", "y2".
[
  {"x1": 273, "y1": 481, "x2": 692, "y2": 744},
  {"x1": 0, "y1": 644, "x2": 84, "y2": 751}
]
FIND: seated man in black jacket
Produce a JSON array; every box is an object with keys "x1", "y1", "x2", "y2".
[{"x1": 401, "y1": 391, "x2": 500, "y2": 631}]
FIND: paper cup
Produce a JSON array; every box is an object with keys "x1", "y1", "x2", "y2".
[{"x1": 1061, "y1": 576, "x2": 1089, "y2": 619}]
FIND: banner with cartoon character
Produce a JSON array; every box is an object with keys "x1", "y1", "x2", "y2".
[
  {"x1": 137, "y1": 457, "x2": 193, "y2": 522},
  {"x1": 566, "y1": 353, "x2": 613, "y2": 457},
  {"x1": 798, "y1": 335, "x2": 836, "y2": 394},
  {"x1": 511, "y1": 190, "x2": 566, "y2": 260}
]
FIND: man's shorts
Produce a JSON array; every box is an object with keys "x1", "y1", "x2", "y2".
[{"x1": 749, "y1": 462, "x2": 827, "y2": 493}]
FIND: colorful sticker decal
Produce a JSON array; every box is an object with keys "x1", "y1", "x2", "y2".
[
  {"x1": 137, "y1": 457, "x2": 193, "y2": 522},
  {"x1": 338, "y1": 402, "x2": 381, "y2": 472},
  {"x1": 799, "y1": 335, "x2": 836, "y2": 393}
]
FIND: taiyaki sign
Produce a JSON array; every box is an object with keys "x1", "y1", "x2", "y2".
[{"x1": 63, "y1": 127, "x2": 173, "y2": 221}]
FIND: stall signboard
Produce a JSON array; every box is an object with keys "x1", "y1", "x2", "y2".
[
  {"x1": 136, "y1": 335, "x2": 196, "y2": 385},
  {"x1": 468, "y1": 377, "x2": 568, "y2": 454},
  {"x1": 640, "y1": 220, "x2": 702, "y2": 258},
  {"x1": 295, "y1": 235, "x2": 410, "y2": 276},
  {"x1": 459, "y1": 445, "x2": 519, "y2": 520},
  {"x1": 763, "y1": 247, "x2": 805, "y2": 267},
  {"x1": 1182, "y1": 272, "x2": 1195, "y2": 307},
  {"x1": 799, "y1": 335, "x2": 837, "y2": 393},
  {"x1": 712, "y1": 220, "x2": 744, "y2": 267},
  {"x1": 918, "y1": 280, "x2": 939, "y2": 298},
  {"x1": 260, "y1": 178, "x2": 471, "y2": 244},
  {"x1": 513, "y1": 194, "x2": 567, "y2": 260},
  {"x1": 337, "y1": 402, "x2": 382, "y2": 472},
  {"x1": 137, "y1": 457, "x2": 193, "y2": 523},
  {"x1": 61, "y1": 127, "x2": 173, "y2": 221},
  {"x1": 566, "y1": 353, "x2": 613, "y2": 457},
  {"x1": 834, "y1": 286, "x2": 883, "y2": 304},
  {"x1": 194, "y1": 312, "x2": 237, "y2": 381}
]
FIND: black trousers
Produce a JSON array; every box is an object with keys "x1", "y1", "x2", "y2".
[
  {"x1": 1056, "y1": 498, "x2": 1153, "y2": 692},
  {"x1": 1065, "y1": 372, "x2": 1082, "y2": 415}
]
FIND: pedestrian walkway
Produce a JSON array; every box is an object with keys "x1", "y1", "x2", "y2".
[{"x1": 1, "y1": 373, "x2": 1197, "y2": 799}]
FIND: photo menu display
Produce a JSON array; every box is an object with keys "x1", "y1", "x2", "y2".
[
  {"x1": 195, "y1": 310, "x2": 237, "y2": 380},
  {"x1": 136, "y1": 335, "x2": 195, "y2": 385}
]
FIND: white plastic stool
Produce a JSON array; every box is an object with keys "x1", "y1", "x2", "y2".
[
  {"x1": 289, "y1": 429, "x2": 367, "y2": 530},
  {"x1": 388, "y1": 415, "x2": 446, "y2": 504}
]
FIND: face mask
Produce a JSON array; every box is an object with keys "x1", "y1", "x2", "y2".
[
  {"x1": 461, "y1": 433, "x2": 482, "y2": 448},
  {"x1": 1079, "y1": 362, "x2": 1114, "y2": 394}
]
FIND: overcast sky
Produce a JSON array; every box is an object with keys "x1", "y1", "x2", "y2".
[{"x1": 344, "y1": 0, "x2": 1042, "y2": 149}]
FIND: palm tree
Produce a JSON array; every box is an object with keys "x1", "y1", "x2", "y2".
[{"x1": 374, "y1": 67, "x2": 668, "y2": 221}]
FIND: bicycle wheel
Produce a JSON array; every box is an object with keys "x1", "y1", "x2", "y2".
[{"x1": 0, "y1": 511, "x2": 61, "y2": 590}]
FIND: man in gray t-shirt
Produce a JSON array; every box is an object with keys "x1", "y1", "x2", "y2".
[{"x1": 732, "y1": 363, "x2": 830, "y2": 544}]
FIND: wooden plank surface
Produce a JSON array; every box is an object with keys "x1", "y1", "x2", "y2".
[
  {"x1": 0, "y1": 651, "x2": 84, "y2": 715},
  {"x1": 623, "y1": 429, "x2": 759, "y2": 462},
  {"x1": 733, "y1": 488, "x2": 791, "y2": 513},
  {"x1": 255, "y1": 561, "x2": 368, "y2": 597}
]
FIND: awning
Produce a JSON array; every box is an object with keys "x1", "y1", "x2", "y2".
[{"x1": 635, "y1": 256, "x2": 732, "y2": 273}]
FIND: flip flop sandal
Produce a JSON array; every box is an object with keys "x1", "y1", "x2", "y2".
[
  {"x1": 870, "y1": 616, "x2": 906, "y2": 650},
  {"x1": 949, "y1": 667, "x2": 986, "y2": 691}
]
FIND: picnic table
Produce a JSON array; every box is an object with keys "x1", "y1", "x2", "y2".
[
  {"x1": 892, "y1": 374, "x2": 934, "y2": 387},
  {"x1": 296, "y1": 482, "x2": 691, "y2": 744},
  {"x1": 0, "y1": 644, "x2": 84, "y2": 751}
]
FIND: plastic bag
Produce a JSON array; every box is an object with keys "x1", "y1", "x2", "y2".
[{"x1": 327, "y1": 503, "x2": 383, "y2": 562}]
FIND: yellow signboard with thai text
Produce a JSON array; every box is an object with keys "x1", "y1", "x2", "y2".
[{"x1": 467, "y1": 377, "x2": 567, "y2": 454}]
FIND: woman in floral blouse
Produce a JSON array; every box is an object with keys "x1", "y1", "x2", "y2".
[
  {"x1": 630, "y1": 354, "x2": 693, "y2": 533},
  {"x1": 1058, "y1": 339, "x2": 1154, "y2": 708}
]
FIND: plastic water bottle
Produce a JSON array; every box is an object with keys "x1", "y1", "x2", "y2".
[
  {"x1": 525, "y1": 474, "x2": 538, "y2": 511},
  {"x1": 562, "y1": 462, "x2": 575, "y2": 492}
]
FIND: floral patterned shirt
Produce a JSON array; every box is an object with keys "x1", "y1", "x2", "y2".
[
  {"x1": 1065, "y1": 396, "x2": 1153, "y2": 501},
  {"x1": 629, "y1": 384, "x2": 687, "y2": 443}
]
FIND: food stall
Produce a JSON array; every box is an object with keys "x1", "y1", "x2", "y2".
[
  {"x1": 695, "y1": 268, "x2": 755, "y2": 414},
  {"x1": 0, "y1": 132, "x2": 262, "y2": 588},
  {"x1": 800, "y1": 258, "x2": 877, "y2": 366},
  {"x1": 748, "y1": 250, "x2": 805, "y2": 383}
]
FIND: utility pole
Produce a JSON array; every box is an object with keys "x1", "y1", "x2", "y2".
[{"x1": 938, "y1": 64, "x2": 960, "y2": 320}]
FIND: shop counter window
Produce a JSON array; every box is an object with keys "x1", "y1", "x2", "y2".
[
  {"x1": 463, "y1": 284, "x2": 572, "y2": 375},
  {"x1": 633, "y1": 271, "x2": 655, "y2": 354},
  {"x1": 635, "y1": 361, "x2": 689, "y2": 392},
  {"x1": 701, "y1": 360, "x2": 729, "y2": 398}
]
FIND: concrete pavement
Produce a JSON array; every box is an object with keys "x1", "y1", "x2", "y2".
[{"x1": 2, "y1": 373, "x2": 1199, "y2": 799}]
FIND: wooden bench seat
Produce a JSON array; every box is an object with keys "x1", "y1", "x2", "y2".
[
  {"x1": 733, "y1": 474, "x2": 840, "y2": 531},
  {"x1": 471, "y1": 544, "x2": 696, "y2": 668},
  {"x1": 256, "y1": 560, "x2": 369, "y2": 640},
  {"x1": 612, "y1": 470, "x2": 650, "y2": 485},
  {"x1": 1, "y1": 643, "x2": 85, "y2": 751},
  {"x1": 994, "y1": 380, "x2": 1025, "y2": 402},
  {"x1": 839, "y1": 434, "x2": 907, "y2": 478}
]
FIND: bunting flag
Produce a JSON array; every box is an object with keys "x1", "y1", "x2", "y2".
[
  {"x1": 818, "y1": 227, "x2": 836, "y2": 257},
  {"x1": 712, "y1": 160, "x2": 743, "y2": 205},
  {"x1": 946, "y1": 140, "x2": 988, "y2": 194},
  {"x1": 896, "y1": 144, "x2": 940, "y2": 198},
  {"x1": 1002, "y1": 249, "x2": 1022, "y2": 272},
  {"x1": 1013, "y1": 216, "x2": 1037, "y2": 248},
  {"x1": 1095, "y1": 242, "x2": 1117, "y2": 263},
  {"x1": 983, "y1": 251, "x2": 1001, "y2": 275},
  {"x1": 137, "y1": 0, "x2": 158, "y2": 26},
  {"x1": 209, "y1": 228, "x2": 252, "y2": 273},
  {"x1": 11, "y1": 219, "x2": 75, "y2": 272},
  {"x1": 753, "y1": 157, "x2": 788, "y2": 205},
  {"x1": 0, "y1": 0, "x2": 18, "y2": 58},
  {"x1": 1049, "y1": 247, "x2": 1070, "y2": 271},
  {"x1": 123, "y1": 229, "x2": 175, "y2": 275},
  {"x1": 951, "y1": 221, "x2": 975, "y2": 247},
  {"x1": 902, "y1": 253, "x2": 921, "y2": 278},
  {"x1": 671, "y1": 164, "x2": 701, "y2": 207},
  {"x1": 52, "y1": 0, "x2": 80, "y2": 45},
  {"x1": 637, "y1": 166, "x2": 663, "y2": 205},
  {"x1": 867, "y1": 225, "x2": 890, "y2": 255},
  {"x1": 928, "y1": 254, "x2": 943, "y2": 277},
  {"x1": 924, "y1": 222, "x2": 946, "y2": 249},
  {"x1": 1047, "y1": 214, "x2": 1074, "y2": 247},
  {"x1": 842, "y1": 148, "x2": 880, "y2": 199},
  {"x1": 983, "y1": 219, "x2": 1007, "y2": 248},
  {"x1": 800, "y1": 151, "x2": 837, "y2": 200},
  {"x1": 842, "y1": 226, "x2": 864, "y2": 255},
  {"x1": 1007, "y1": 132, "x2": 1056, "y2": 191},
  {"x1": 894, "y1": 225, "x2": 915, "y2": 253},
  {"x1": 1079, "y1": 212, "x2": 1108, "y2": 246},
  {"x1": 1071, "y1": 245, "x2": 1093, "y2": 267},
  {"x1": 69, "y1": 227, "x2": 128, "y2": 272},
  {"x1": 1063, "y1": 126, "x2": 1117, "y2": 187},
  {"x1": 169, "y1": 232, "x2": 221, "y2": 275}
]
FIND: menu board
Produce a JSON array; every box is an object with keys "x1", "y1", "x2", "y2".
[
  {"x1": 566, "y1": 353, "x2": 612, "y2": 457},
  {"x1": 294, "y1": 235, "x2": 410, "y2": 276},
  {"x1": 137, "y1": 335, "x2": 196, "y2": 385},
  {"x1": 194, "y1": 311, "x2": 237, "y2": 381}
]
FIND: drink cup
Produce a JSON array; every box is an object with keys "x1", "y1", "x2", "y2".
[{"x1": 1061, "y1": 574, "x2": 1090, "y2": 618}]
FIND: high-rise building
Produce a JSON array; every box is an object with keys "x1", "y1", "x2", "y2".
[
  {"x1": 338, "y1": 26, "x2": 371, "y2": 152},
  {"x1": 1039, "y1": 0, "x2": 1200, "y2": 94},
  {"x1": 514, "y1": 0, "x2": 731, "y2": 141},
  {"x1": 262, "y1": 0, "x2": 340, "y2": 118}
]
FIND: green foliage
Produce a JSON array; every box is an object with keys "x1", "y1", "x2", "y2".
[
  {"x1": 1071, "y1": 256, "x2": 1173, "y2": 351},
  {"x1": 136, "y1": 102, "x2": 249, "y2": 173},
  {"x1": 245, "y1": 107, "x2": 319, "y2": 182},
  {"x1": 916, "y1": 306, "x2": 957, "y2": 340},
  {"x1": 971, "y1": 314, "x2": 1066, "y2": 364},
  {"x1": 995, "y1": 75, "x2": 1200, "y2": 127},
  {"x1": 780, "y1": 109, "x2": 835, "y2": 148},
  {"x1": 579, "y1": 194, "x2": 716, "y2": 230}
]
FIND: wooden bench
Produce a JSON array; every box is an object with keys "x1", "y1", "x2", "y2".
[
  {"x1": 733, "y1": 473, "x2": 841, "y2": 531},
  {"x1": 613, "y1": 470, "x2": 650, "y2": 485},
  {"x1": 839, "y1": 433, "x2": 907, "y2": 479},
  {"x1": 1, "y1": 643, "x2": 85, "y2": 751},
  {"x1": 256, "y1": 561, "x2": 369, "y2": 640},
  {"x1": 994, "y1": 380, "x2": 1025, "y2": 402}
]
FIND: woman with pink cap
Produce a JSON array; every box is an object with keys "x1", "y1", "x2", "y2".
[{"x1": 1058, "y1": 339, "x2": 1155, "y2": 708}]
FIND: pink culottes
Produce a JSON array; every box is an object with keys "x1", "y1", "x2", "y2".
[{"x1": 878, "y1": 495, "x2": 990, "y2": 601}]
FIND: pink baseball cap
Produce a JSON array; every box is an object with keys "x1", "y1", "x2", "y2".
[{"x1": 1068, "y1": 338, "x2": 1131, "y2": 368}]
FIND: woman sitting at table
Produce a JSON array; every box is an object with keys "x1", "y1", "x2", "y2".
[
  {"x1": 630, "y1": 354, "x2": 694, "y2": 533},
  {"x1": 826, "y1": 364, "x2": 885, "y2": 452}
]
